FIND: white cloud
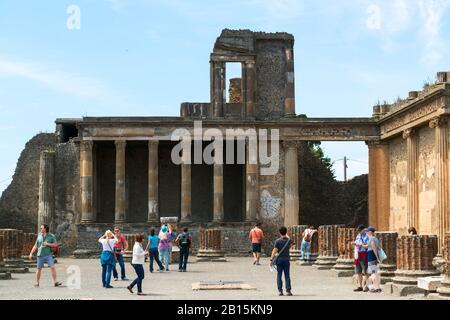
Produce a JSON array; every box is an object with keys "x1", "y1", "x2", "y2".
[
  {"x1": 366, "y1": 4, "x2": 381, "y2": 30},
  {"x1": 0, "y1": 57, "x2": 111, "y2": 101}
]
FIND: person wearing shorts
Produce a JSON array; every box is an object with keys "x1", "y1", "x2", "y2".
[
  {"x1": 353, "y1": 225, "x2": 369, "y2": 292},
  {"x1": 249, "y1": 222, "x2": 264, "y2": 265},
  {"x1": 29, "y1": 224, "x2": 62, "y2": 288},
  {"x1": 366, "y1": 227, "x2": 382, "y2": 293}
]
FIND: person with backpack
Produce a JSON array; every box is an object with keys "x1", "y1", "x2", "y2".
[
  {"x1": 146, "y1": 228, "x2": 164, "y2": 273},
  {"x1": 301, "y1": 226, "x2": 316, "y2": 263},
  {"x1": 98, "y1": 230, "x2": 118, "y2": 288},
  {"x1": 29, "y1": 224, "x2": 62, "y2": 288},
  {"x1": 249, "y1": 222, "x2": 264, "y2": 265},
  {"x1": 175, "y1": 227, "x2": 192, "y2": 272},
  {"x1": 269, "y1": 226, "x2": 293, "y2": 296}
]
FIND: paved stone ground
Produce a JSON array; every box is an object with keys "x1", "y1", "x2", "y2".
[{"x1": 0, "y1": 257, "x2": 423, "y2": 300}]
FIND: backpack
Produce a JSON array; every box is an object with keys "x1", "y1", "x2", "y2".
[{"x1": 176, "y1": 233, "x2": 191, "y2": 248}]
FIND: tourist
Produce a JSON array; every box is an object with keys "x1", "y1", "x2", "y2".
[
  {"x1": 98, "y1": 230, "x2": 118, "y2": 288},
  {"x1": 158, "y1": 225, "x2": 171, "y2": 271},
  {"x1": 408, "y1": 227, "x2": 418, "y2": 235},
  {"x1": 29, "y1": 224, "x2": 62, "y2": 288},
  {"x1": 146, "y1": 228, "x2": 164, "y2": 272},
  {"x1": 176, "y1": 227, "x2": 192, "y2": 272},
  {"x1": 270, "y1": 226, "x2": 293, "y2": 296},
  {"x1": 127, "y1": 234, "x2": 147, "y2": 295},
  {"x1": 353, "y1": 225, "x2": 370, "y2": 292},
  {"x1": 300, "y1": 225, "x2": 316, "y2": 263},
  {"x1": 366, "y1": 227, "x2": 382, "y2": 293},
  {"x1": 249, "y1": 222, "x2": 264, "y2": 265},
  {"x1": 112, "y1": 226, "x2": 128, "y2": 281}
]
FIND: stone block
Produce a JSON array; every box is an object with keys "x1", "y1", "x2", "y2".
[
  {"x1": 391, "y1": 283, "x2": 425, "y2": 296},
  {"x1": 417, "y1": 276, "x2": 444, "y2": 292},
  {"x1": 332, "y1": 269, "x2": 354, "y2": 277},
  {"x1": 427, "y1": 293, "x2": 450, "y2": 300}
]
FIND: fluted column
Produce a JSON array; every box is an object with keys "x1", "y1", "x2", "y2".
[
  {"x1": 284, "y1": 141, "x2": 299, "y2": 227},
  {"x1": 287, "y1": 225, "x2": 308, "y2": 261},
  {"x1": 284, "y1": 44, "x2": 296, "y2": 117},
  {"x1": 403, "y1": 129, "x2": 419, "y2": 230},
  {"x1": 181, "y1": 142, "x2": 192, "y2": 223},
  {"x1": 333, "y1": 227, "x2": 357, "y2": 276},
  {"x1": 80, "y1": 140, "x2": 94, "y2": 223},
  {"x1": 377, "y1": 232, "x2": 398, "y2": 283},
  {"x1": 244, "y1": 61, "x2": 255, "y2": 118},
  {"x1": 429, "y1": 117, "x2": 449, "y2": 253},
  {"x1": 245, "y1": 139, "x2": 259, "y2": 222},
  {"x1": 38, "y1": 151, "x2": 55, "y2": 230},
  {"x1": 196, "y1": 229, "x2": 226, "y2": 262},
  {"x1": 147, "y1": 141, "x2": 159, "y2": 223},
  {"x1": 367, "y1": 141, "x2": 390, "y2": 230},
  {"x1": 313, "y1": 224, "x2": 344, "y2": 269},
  {"x1": 115, "y1": 140, "x2": 127, "y2": 223}
]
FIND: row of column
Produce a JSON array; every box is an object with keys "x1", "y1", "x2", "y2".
[{"x1": 80, "y1": 140, "x2": 261, "y2": 224}]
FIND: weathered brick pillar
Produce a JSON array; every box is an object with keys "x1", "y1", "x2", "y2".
[
  {"x1": 0, "y1": 234, "x2": 12, "y2": 280},
  {"x1": 38, "y1": 151, "x2": 55, "y2": 231},
  {"x1": 332, "y1": 228, "x2": 357, "y2": 277},
  {"x1": 436, "y1": 232, "x2": 450, "y2": 298},
  {"x1": 0, "y1": 229, "x2": 28, "y2": 273},
  {"x1": 390, "y1": 235, "x2": 439, "y2": 296},
  {"x1": 229, "y1": 78, "x2": 242, "y2": 103},
  {"x1": 313, "y1": 225, "x2": 344, "y2": 270},
  {"x1": 377, "y1": 232, "x2": 398, "y2": 284},
  {"x1": 287, "y1": 225, "x2": 308, "y2": 261},
  {"x1": 309, "y1": 231, "x2": 319, "y2": 264},
  {"x1": 244, "y1": 61, "x2": 255, "y2": 118},
  {"x1": 403, "y1": 129, "x2": 419, "y2": 230},
  {"x1": 196, "y1": 229, "x2": 226, "y2": 262},
  {"x1": 284, "y1": 44, "x2": 296, "y2": 117}
]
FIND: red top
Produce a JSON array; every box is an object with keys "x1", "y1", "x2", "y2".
[{"x1": 114, "y1": 234, "x2": 127, "y2": 250}]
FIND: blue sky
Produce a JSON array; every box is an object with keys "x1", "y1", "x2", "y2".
[{"x1": 1, "y1": 0, "x2": 450, "y2": 194}]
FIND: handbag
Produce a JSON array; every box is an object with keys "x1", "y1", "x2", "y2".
[{"x1": 378, "y1": 247, "x2": 387, "y2": 262}]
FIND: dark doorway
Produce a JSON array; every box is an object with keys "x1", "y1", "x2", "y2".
[
  {"x1": 126, "y1": 141, "x2": 148, "y2": 223},
  {"x1": 158, "y1": 142, "x2": 181, "y2": 218},
  {"x1": 95, "y1": 141, "x2": 115, "y2": 223}
]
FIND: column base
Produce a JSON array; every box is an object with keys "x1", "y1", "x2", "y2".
[
  {"x1": 436, "y1": 278, "x2": 450, "y2": 297},
  {"x1": 432, "y1": 254, "x2": 446, "y2": 275},
  {"x1": 146, "y1": 219, "x2": 160, "y2": 225},
  {"x1": 284, "y1": 113, "x2": 296, "y2": 118},
  {"x1": 0, "y1": 272, "x2": 12, "y2": 280},
  {"x1": 196, "y1": 249, "x2": 226, "y2": 262},
  {"x1": 313, "y1": 255, "x2": 338, "y2": 270},
  {"x1": 332, "y1": 258, "x2": 355, "y2": 277}
]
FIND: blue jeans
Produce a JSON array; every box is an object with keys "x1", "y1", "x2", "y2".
[
  {"x1": 101, "y1": 263, "x2": 113, "y2": 287},
  {"x1": 112, "y1": 253, "x2": 126, "y2": 279},
  {"x1": 179, "y1": 245, "x2": 189, "y2": 270},
  {"x1": 129, "y1": 264, "x2": 145, "y2": 293},
  {"x1": 159, "y1": 249, "x2": 170, "y2": 270},
  {"x1": 276, "y1": 259, "x2": 291, "y2": 292},
  {"x1": 301, "y1": 240, "x2": 311, "y2": 261},
  {"x1": 149, "y1": 248, "x2": 163, "y2": 272}
]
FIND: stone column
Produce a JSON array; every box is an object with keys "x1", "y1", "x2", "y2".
[
  {"x1": 181, "y1": 163, "x2": 192, "y2": 223},
  {"x1": 403, "y1": 129, "x2": 419, "y2": 230},
  {"x1": 309, "y1": 230, "x2": 319, "y2": 264},
  {"x1": 313, "y1": 225, "x2": 344, "y2": 270},
  {"x1": 0, "y1": 234, "x2": 12, "y2": 280},
  {"x1": 377, "y1": 232, "x2": 398, "y2": 284},
  {"x1": 213, "y1": 162, "x2": 224, "y2": 223},
  {"x1": 388, "y1": 235, "x2": 439, "y2": 296},
  {"x1": 284, "y1": 142, "x2": 299, "y2": 227},
  {"x1": 196, "y1": 229, "x2": 226, "y2": 262},
  {"x1": 212, "y1": 61, "x2": 225, "y2": 118},
  {"x1": 244, "y1": 61, "x2": 255, "y2": 118},
  {"x1": 284, "y1": 45, "x2": 296, "y2": 117},
  {"x1": 115, "y1": 140, "x2": 127, "y2": 223},
  {"x1": 245, "y1": 140, "x2": 259, "y2": 222},
  {"x1": 332, "y1": 227, "x2": 357, "y2": 277},
  {"x1": 80, "y1": 141, "x2": 94, "y2": 223},
  {"x1": 0, "y1": 229, "x2": 28, "y2": 273},
  {"x1": 287, "y1": 225, "x2": 308, "y2": 261},
  {"x1": 429, "y1": 117, "x2": 449, "y2": 254},
  {"x1": 38, "y1": 151, "x2": 55, "y2": 231},
  {"x1": 367, "y1": 141, "x2": 390, "y2": 231},
  {"x1": 122, "y1": 233, "x2": 137, "y2": 262},
  {"x1": 436, "y1": 232, "x2": 450, "y2": 299},
  {"x1": 147, "y1": 141, "x2": 159, "y2": 223}
]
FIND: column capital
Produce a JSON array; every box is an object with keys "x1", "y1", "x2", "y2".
[
  {"x1": 366, "y1": 140, "x2": 389, "y2": 147},
  {"x1": 283, "y1": 140, "x2": 298, "y2": 149},
  {"x1": 80, "y1": 140, "x2": 93, "y2": 152},
  {"x1": 402, "y1": 128, "x2": 416, "y2": 140},
  {"x1": 245, "y1": 61, "x2": 255, "y2": 68},
  {"x1": 115, "y1": 140, "x2": 127, "y2": 149},
  {"x1": 148, "y1": 140, "x2": 159, "y2": 147},
  {"x1": 429, "y1": 116, "x2": 448, "y2": 129}
]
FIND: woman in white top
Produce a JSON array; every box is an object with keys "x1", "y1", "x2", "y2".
[
  {"x1": 127, "y1": 234, "x2": 148, "y2": 295},
  {"x1": 98, "y1": 230, "x2": 118, "y2": 288}
]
